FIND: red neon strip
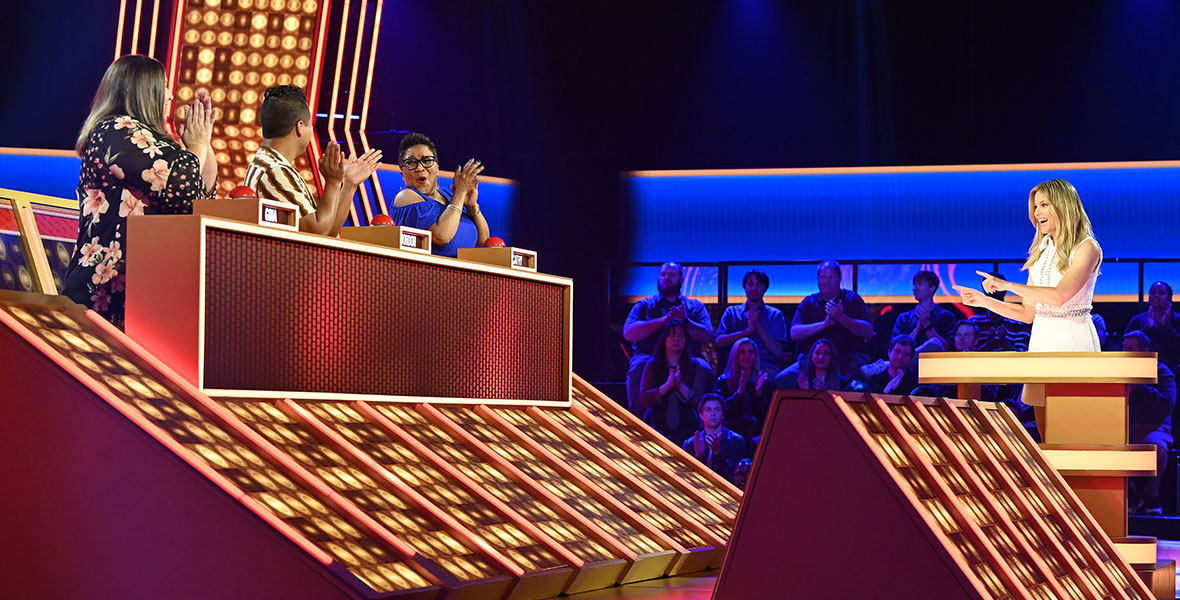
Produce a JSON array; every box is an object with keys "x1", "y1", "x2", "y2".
[
  {"x1": 355, "y1": 401, "x2": 526, "y2": 577},
  {"x1": 114, "y1": 0, "x2": 129, "y2": 59},
  {"x1": 164, "y1": 0, "x2": 187, "y2": 92},
  {"x1": 0, "y1": 309, "x2": 334, "y2": 565},
  {"x1": 130, "y1": 0, "x2": 144, "y2": 55},
  {"x1": 148, "y1": 0, "x2": 161, "y2": 58},
  {"x1": 326, "y1": 0, "x2": 357, "y2": 225},
  {"x1": 307, "y1": 0, "x2": 332, "y2": 117},
  {"x1": 360, "y1": 0, "x2": 385, "y2": 213},
  {"x1": 342, "y1": 4, "x2": 373, "y2": 224}
]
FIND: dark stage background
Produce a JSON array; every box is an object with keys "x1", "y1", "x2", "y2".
[{"x1": 4, "y1": 1, "x2": 1180, "y2": 380}]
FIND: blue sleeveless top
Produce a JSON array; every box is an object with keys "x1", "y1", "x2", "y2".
[{"x1": 391, "y1": 187, "x2": 478, "y2": 257}]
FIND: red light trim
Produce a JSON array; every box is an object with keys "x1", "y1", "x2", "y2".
[
  {"x1": 342, "y1": 4, "x2": 373, "y2": 224},
  {"x1": 355, "y1": 401, "x2": 526, "y2": 577},
  {"x1": 114, "y1": 0, "x2": 129, "y2": 59},
  {"x1": 130, "y1": 0, "x2": 144, "y2": 55},
  {"x1": 326, "y1": 0, "x2": 358, "y2": 225},
  {"x1": 0, "y1": 309, "x2": 334, "y2": 565},
  {"x1": 147, "y1": 0, "x2": 161, "y2": 58},
  {"x1": 360, "y1": 0, "x2": 386, "y2": 213},
  {"x1": 163, "y1": 0, "x2": 186, "y2": 94}
]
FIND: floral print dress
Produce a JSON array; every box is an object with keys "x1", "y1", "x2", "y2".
[{"x1": 60, "y1": 115, "x2": 212, "y2": 328}]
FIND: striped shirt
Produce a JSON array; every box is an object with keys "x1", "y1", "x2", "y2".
[{"x1": 242, "y1": 146, "x2": 316, "y2": 217}]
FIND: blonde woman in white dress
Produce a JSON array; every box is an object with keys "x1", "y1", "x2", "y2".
[{"x1": 953, "y1": 179, "x2": 1102, "y2": 429}]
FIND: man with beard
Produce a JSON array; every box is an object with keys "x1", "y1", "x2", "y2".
[
  {"x1": 623, "y1": 262, "x2": 713, "y2": 415},
  {"x1": 788, "y1": 261, "x2": 873, "y2": 374}
]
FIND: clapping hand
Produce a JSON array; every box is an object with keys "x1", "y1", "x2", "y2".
[
  {"x1": 667, "y1": 303, "x2": 687, "y2": 322},
  {"x1": 318, "y1": 143, "x2": 345, "y2": 182},
  {"x1": 343, "y1": 148, "x2": 383, "y2": 186},
  {"x1": 179, "y1": 88, "x2": 215, "y2": 151},
  {"x1": 692, "y1": 431, "x2": 708, "y2": 458},
  {"x1": 453, "y1": 158, "x2": 485, "y2": 195},
  {"x1": 755, "y1": 371, "x2": 768, "y2": 394},
  {"x1": 707, "y1": 432, "x2": 723, "y2": 455}
]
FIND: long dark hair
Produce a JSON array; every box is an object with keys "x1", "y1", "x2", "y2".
[
  {"x1": 801, "y1": 338, "x2": 842, "y2": 391},
  {"x1": 651, "y1": 319, "x2": 694, "y2": 379},
  {"x1": 77, "y1": 55, "x2": 169, "y2": 155}
]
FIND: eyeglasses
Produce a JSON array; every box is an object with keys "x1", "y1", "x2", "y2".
[{"x1": 401, "y1": 156, "x2": 437, "y2": 171}]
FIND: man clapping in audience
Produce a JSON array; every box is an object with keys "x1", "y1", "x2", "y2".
[{"x1": 682, "y1": 394, "x2": 747, "y2": 484}]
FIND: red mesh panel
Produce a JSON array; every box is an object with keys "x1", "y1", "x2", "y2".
[{"x1": 203, "y1": 230, "x2": 567, "y2": 401}]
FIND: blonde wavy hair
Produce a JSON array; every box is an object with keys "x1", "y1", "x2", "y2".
[
  {"x1": 1021, "y1": 179, "x2": 1101, "y2": 274},
  {"x1": 75, "y1": 55, "x2": 169, "y2": 155}
]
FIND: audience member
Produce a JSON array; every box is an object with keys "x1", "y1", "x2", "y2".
[
  {"x1": 62, "y1": 55, "x2": 217, "y2": 329},
  {"x1": 715, "y1": 269, "x2": 788, "y2": 375},
  {"x1": 965, "y1": 273, "x2": 1031, "y2": 352},
  {"x1": 859, "y1": 335, "x2": 919, "y2": 395},
  {"x1": 243, "y1": 85, "x2": 381, "y2": 236},
  {"x1": 789, "y1": 261, "x2": 873, "y2": 374},
  {"x1": 1125, "y1": 281, "x2": 1180, "y2": 372},
  {"x1": 1092, "y1": 313, "x2": 1109, "y2": 349},
  {"x1": 682, "y1": 394, "x2": 748, "y2": 484},
  {"x1": 1124, "y1": 331, "x2": 1176, "y2": 515},
  {"x1": 732, "y1": 458, "x2": 754, "y2": 490},
  {"x1": 639, "y1": 320, "x2": 715, "y2": 445},
  {"x1": 892, "y1": 271, "x2": 956, "y2": 355},
  {"x1": 913, "y1": 320, "x2": 1026, "y2": 416},
  {"x1": 712, "y1": 338, "x2": 772, "y2": 439},
  {"x1": 953, "y1": 320, "x2": 980, "y2": 352},
  {"x1": 623, "y1": 262, "x2": 713, "y2": 415},
  {"x1": 776, "y1": 338, "x2": 864, "y2": 391},
  {"x1": 390, "y1": 132, "x2": 489, "y2": 256}
]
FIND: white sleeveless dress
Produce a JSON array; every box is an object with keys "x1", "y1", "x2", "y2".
[{"x1": 1026, "y1": 236, "x2": 1100, "y2": 352}]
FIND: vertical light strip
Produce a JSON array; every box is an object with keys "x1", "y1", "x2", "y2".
[
  {"x1": 360, "y1": 0, "x2": 386, "y2": 214},
  {"x1": 326, "y1": 0, "x2": 357, "y2": 225},
  {"x1": 114, "y1": 0, "x2": 129, "y2": 59},
  {"x1": 164, "y1": 0, "x2": 187, "y2": 93},
  {"x1": 303, "y1": 1, "x2": 335, "y2": 196},
  {"x1": 130, "y1": 0, "x2": 145, "y2": 55},
  {"x1": 147, "y1": 0, "x2": 162, "y2": 58},
  {"x1": 343, "y1": 3, "x2": 373, "y2": 224}
]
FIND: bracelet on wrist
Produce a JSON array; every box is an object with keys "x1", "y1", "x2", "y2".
[{"x1": 445, "y1": 204, "x2": 463, "y2": 215}]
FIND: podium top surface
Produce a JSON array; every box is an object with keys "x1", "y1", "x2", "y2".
[{"x1": 918, "y1": 351, "x2": 1158, "y2": 384}]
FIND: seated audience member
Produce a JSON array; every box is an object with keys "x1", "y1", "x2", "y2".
[
  {"x1": 776, "y1": 338, "x2": 864, "y2": 392},
  {"x1": 712, "y1": 338, "x2": 772, "y2": 439},
  {"x1": 640, "y1": 320, "x2": 715, "y2": 445},
  {"x1": 966, "y1": 273, "x2": 1031, "y2": 352},
  {"x1": 788, "y1": 261, "x2": 873, "y2": 374},
  {"x1": 682, "y1": 394, "x2": 748, "y2": 484},
  {"x1": 859, "y1": 335, "x2": 919, "y2": 395},
  {"x1": 1125, "y1": 281, "x2": 1180, "y2": 373},
  {"x1": 953, "y1": 320, "x2": 981, "y2": 352},
  {"x1": 1092, "y1": 313, "x2": 1109, "y2": 349},
  {"x1": 1124, "y1": 331, "x2": 1176, "y2": 514},
  {"x1": 623, "y1": 262, "x2": 713, "y2": 415},
  {"x1": 913, "y1": 320, "x2": 1025, "y2": 415},
  {"x1": 390, "y1": 132, "x2": 489, "y2": 256},
  {"x1": 733, "y1": 458, "x2": 754, "y2": 490},
  {"x1": 715, "y1": 269, "x2": 788, "y2": 375},
  {"x1": 243, "y1": 85, "x2": 381, "y2": 236},
  {"x1": 892, "y1": 271, "x2": 956, "y2": 355}
]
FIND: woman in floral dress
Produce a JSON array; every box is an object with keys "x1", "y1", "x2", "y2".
[{"x1": 61, "y1": 55, "x2": 217, "y2": 328}]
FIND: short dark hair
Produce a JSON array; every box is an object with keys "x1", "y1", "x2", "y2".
[
  {"x1": 955, "y1": 320, "x2": 980, "y2": 336},
  {"x1": 698, "y1": 393, "x2": 725, "y2": 414},
  {"x1": 913, "y1": 270, "x2": 939, "y2": 288},
  {"x1": 259, "y1": 85, "x2": 310, "y2": 138},
  {"x1": 399, "y1": 132, "x2": 438, "y2": 163},
  {"x1": 743, "y1": 269, "x2": 769, "y2": 289},
  {"x1": 1124, "y1": 330, "x2": 1152, "y2": 348},
  {"x1": 889, "y1": 334, "x2": 916, "y2": 353}
]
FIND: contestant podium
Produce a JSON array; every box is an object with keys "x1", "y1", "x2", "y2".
[
  {"x1": 920, "y1": 351, "x2": 1173, "y2": 595},
  {"x1": 0, "y1": 214, "x2": 738, "y2": 599}
]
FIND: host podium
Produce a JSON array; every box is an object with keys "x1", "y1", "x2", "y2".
[{"x1": 920, "y1": 351, "x2": 1173, "y2": 595}]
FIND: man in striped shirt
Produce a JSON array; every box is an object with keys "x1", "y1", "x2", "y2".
[{"x1": 242, "y1": 85, "x2": 381, "y2": 236}]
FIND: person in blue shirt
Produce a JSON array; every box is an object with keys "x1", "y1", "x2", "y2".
[
  {"x1": 715, "y1": 269, "x2": 788, "y2": 376},
  {"x1": 390, "y1": 132, "x2": 489, "y2": 256},
  {"x1": 623, "y1": 262, "x2": 714, "y2": 415}
]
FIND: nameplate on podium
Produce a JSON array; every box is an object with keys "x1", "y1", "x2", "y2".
[
  {"x1": 339, "y1": 225, "x2": 432, "y2": 254},
  {"x1": 193, "y1": 198, "x2": 298, "y2": 231},
  {"x1": 457, "y1": 247, "x2": 538, "y2": 272}
]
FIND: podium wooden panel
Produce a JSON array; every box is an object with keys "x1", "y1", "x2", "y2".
[{"x1": 919, "y1": 351, "x2": 1171, "y2": 595}]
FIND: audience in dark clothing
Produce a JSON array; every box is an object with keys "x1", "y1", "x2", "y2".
[
  {"x1": 712, "y1": 337, "x2": 773, "y2": 440},
  {"x1": 715, "y1": 269, "x2": 789, "y2": 376},
  {"x1": 892, "y1": 271, "x2": 956, "y2": 356},
  {"x1": 639, "y1": 319, "x2": 713, "y2": 446},
  {"x1": 860, "y1": 335, "x2": 919, "y2": 395},
  {"x1": 1125, "y1": 281, "x2": 1180, "y2": 373},
  {"x1": 682, "y1": 395, "x2": 748, "y2": 484},
  {"x1": 1124, "y1": 331, "x2": 1175, "y2": 514}
]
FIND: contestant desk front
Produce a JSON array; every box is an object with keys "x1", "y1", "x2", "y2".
[
  {"x1": 125, "y1": 214, "x2": 571, "y2": 406},
  {"x1": 919, "y1": 351, "x2": 1172, "y2": 594}
]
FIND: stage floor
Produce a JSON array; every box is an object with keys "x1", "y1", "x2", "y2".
[{"x1": 567, "y1": 574, "x2": 716, "y2": 599}]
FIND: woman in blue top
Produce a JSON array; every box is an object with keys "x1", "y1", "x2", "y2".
[{"x1": 391, "y1": 132, "x2": 489, "y2": 256}]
